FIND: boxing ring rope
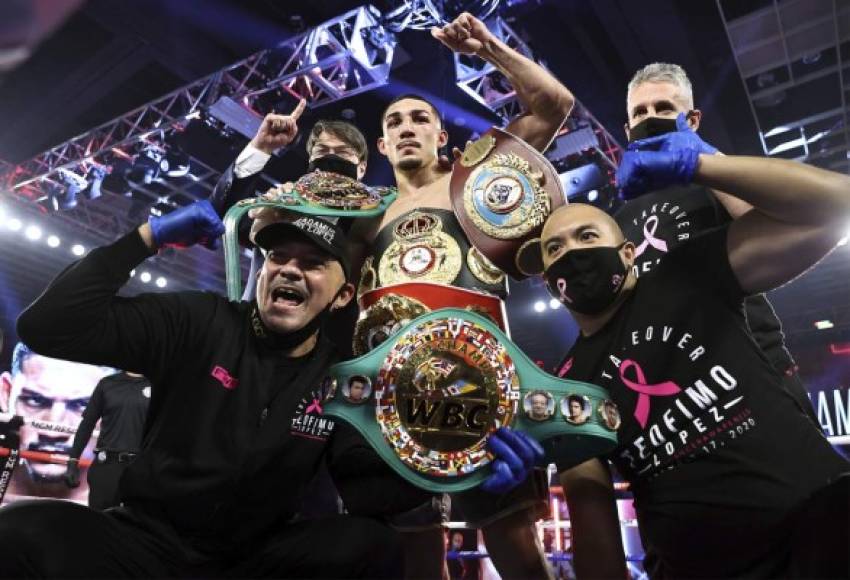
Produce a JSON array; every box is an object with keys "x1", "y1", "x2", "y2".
[
  {"x1": 444, "y1": 550, "x2": 644, "y2": 562},
  {"x1": 0, "y1": 447, "x2": 92, "y2": 468},
  {"x1": 0, "y1": 413, "x2": 97, "y2": 468}
]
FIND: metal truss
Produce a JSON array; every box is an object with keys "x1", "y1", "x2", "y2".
[
  {"x1": 381, "y1": 0, "x2": 501, "y2": 31},
  {"x1": 716, "y1": 0, "x2": 850, "y2": 170},
  {"x1": 453, "y1": 17, "x2": 622, "y2": 167},
  {"x1": 453, "y1": 17, "x2": 531, "y2": 120},
  {"x1": 2, "y1": 5, "x2": 396, "y2": 202}
]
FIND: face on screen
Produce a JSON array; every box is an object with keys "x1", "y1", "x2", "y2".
[{"x1": 1, "y1": 352, "x2": 107, "y2": 483}]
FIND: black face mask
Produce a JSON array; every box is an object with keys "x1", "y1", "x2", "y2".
[
  {"x1": 627, "y1": 116, "x2": 680, "y2": 143},
  {"x1": 308, "y1": 154, "x2": 359, "y2": 180},
  {"x1": 544, "y1": 244, "x2": 628, "y2": 315}
]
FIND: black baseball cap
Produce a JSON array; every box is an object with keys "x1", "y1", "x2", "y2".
[{"x1": 254, "y1": 215, "x2": 351, "y2": 279}]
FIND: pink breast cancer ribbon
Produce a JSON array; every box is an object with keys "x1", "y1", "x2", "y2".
[
  {"x1": 619, "y1": 359, "x2": 681, "y2": 428},
  {"x1": 306, "y1": 398, "x2": 323, "y2": 415},
  {"x1": 556, "y1": 278, "x2": 572, "y2": 304},
  {"x1": 634, "y1": 215, "x2": 668, "y2": 258}
]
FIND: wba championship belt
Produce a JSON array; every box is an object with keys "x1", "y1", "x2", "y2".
[
  {"x1": 353, "y1": 282, "x2": 507, "y2": 356},
  {"x1": 223, "y1": 172, "x2": 397, "y2": 300},
  {"x1": 376, "y1": 211, "x2": 463, "y2": 287},
  {"x1": 450, "y1": 127, "x2": 565, "y2": 280},
  {"x1": 323, "y1": 308, "x2": 618, "y2": 493}
]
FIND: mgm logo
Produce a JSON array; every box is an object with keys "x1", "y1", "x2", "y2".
[{"x1": 376, "y1": 316, "x2": 519, "y2": 477}]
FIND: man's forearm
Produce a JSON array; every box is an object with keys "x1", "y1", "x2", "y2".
[
  {"x1": 478, "y1": 36, "x2": 573, "y2": 151},
  {"x1": 68, "y1": 413, "x2": 98, "y2": 460},
  {"x1": 480, "y1": 37, "x2": 573, "y2": 119},
  {"x1": 17, "y1": 229, "x2": 154, "y2": 367},
  {"x1": 697, "y1": 154, "x2": 850, "y2": 226},
  {"x1": 560, "y1": 460, "x2": 627, "y2": 579}
]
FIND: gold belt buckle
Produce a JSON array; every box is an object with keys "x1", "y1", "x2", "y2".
[{"x1": 376, "y1": 316, "x2": 520, "y2": 478}]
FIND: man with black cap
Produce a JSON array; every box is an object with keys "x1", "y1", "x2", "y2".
[{"x1": 0, "y1": 198, "x2": 540, "y2": 578}]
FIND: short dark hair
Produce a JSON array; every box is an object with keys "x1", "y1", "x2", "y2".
[
  {"x1": 381, "y1": 93, "x2": 443, "y2": 129},
  {"x1": 305, "y1": 120, "x2": 368, "y2": 163},
  {"x1": 11, "y1": 342, "x2": 35, "y2": 377}
]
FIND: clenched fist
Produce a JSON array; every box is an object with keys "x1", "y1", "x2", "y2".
[
  {"x1": 431, "y1": 12, "x2": 496, "y2": 56},
  {"x1": 250, "y1": 99, "x2": 307, "y2": 155}
]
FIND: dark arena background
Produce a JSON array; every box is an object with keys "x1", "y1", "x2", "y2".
[{"x1": 0, "y1": 1, "x2": 848, "y2": 578}]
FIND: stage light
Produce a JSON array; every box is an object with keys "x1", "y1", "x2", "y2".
[
  {"x1": 159, "y1": 148, "x2": 190, "y2": 178},
  {"x1": 125, "y1": 148, "x2": 161, "y2": 185},
  {"x1": 71, "y1": 244, "x2": 85, "y2": 256},
  {"x1": 84, "y1": 166, "x2": 107, "y2": 201},
  {"x1": 24, "y1": 225, "x2": 42, "y2": 241},
  {"x1": 46, "y1": 235, "x2": 60, "y2": 248},
  {"x1": 155, "y1": 276, "x2": 167, "y2": 288},
  {"x1": 56, "y1": 168, "x2": 88, "y2": 210},
  {"x1": 8, "y1": 218, "x2": 22, "y2": 232},
  {"x1": 534, "y1": 300, "x2": 546, "y2": 313},
  {"x1": 150, "y1": 199, "x2": 176, "y2": 217},
  {"x1": 815, "y1": 320, "x2": 834, "y2": 330},
  {"x1": 130, "y1": 269, "x2": 136, "y2": 277},
  {"x1": 140, "y1": 272, "x2": 151, "y2": 283},
  {"x1": 587, "y1": 189, "x2": 598, "y2": 202},
  {"x1": 549, "y1": 298, "x2": 560, "y2": 310}
]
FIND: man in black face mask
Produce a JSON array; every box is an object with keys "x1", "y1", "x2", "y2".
[
  {"x1": 532, "y1": 130, "x2": 850, "y2": 577},
  {"x1": 210, "y1": 100, "x2": 370, "y2": 305},
  {"x1": 0, "y1": 201, "x2": 431, "y2": 577},
  {"x1": 590, "y1": 63, "x2": 819, "y2": 431}
]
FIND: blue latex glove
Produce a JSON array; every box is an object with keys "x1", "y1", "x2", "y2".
[
  {"x1": 148, "y1": 200, "x2": 225, "y2": 250},
  {"x1": 480, "y1": 427, "x2": 544, "y2": 494},
  {"x1": 616, "y1": 147, "x2": 701, "y2": 200},
  {"x1": 628, "y1": 112, "x2": 718, "y2": 155}
]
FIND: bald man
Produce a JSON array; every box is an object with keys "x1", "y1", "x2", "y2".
[{"x1": 537, "y1": 149, "x2": 850, "y2": 578}]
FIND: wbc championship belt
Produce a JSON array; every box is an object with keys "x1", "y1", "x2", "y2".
[
  {"x1": 222, "y1": 172, "x2": 396, "y2": 300},
  {"x1": 322, "y1": 308, "x2": 619, "y2": 493},
  {"x1": 450, "y1": 127, "x2": 565, "y2": 280}
]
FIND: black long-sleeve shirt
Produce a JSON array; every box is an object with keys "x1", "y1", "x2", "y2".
[
  {"x1": 17, "y1": 229, "x2": 426, "y2": 549},
  {"x1": 69, "y1": 372, "x2": 150, "y2": 459}
]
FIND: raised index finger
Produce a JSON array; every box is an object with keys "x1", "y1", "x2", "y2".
[{"x1": 290, "y1": 98, "x2": 307, "y2": 120}]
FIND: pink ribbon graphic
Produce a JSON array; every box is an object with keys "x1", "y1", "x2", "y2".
[
  {"x1": 634, "y1": 216, "x2": 668, "y2": 258},
  {"x1": 619, "y1": 359, "x2": 681, "y2": 428},
  {"x1": 305, "y1": 398, "x2": 323, "y2": 415},
  {"x1": 556, "y1": 278, "x2": 572, "y2": 304},
  {"x1": 557, "y1": 357, "x2": 573, "y2": 377}
]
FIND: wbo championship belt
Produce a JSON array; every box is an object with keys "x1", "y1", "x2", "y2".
[
  {"x1": 223, "y1": 171, "x2": 397, "y2": 300},
  {"x1": 322, "y1": 307, "x2": 619, "y2": 493},
  {"x1": 450, "y1": 127, "x2": 565, "y2": 280}
]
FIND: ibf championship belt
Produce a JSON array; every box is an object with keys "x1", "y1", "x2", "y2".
[
  {"x1": 323, "y1": 308, "x2": 618, "y2": 492},
  {"x1": 450, "y1": 127, "x2": 565, "y2": 280},
  {"x1": 353, "y1": 282, "x2": 507, "y2": 356},
  {"x1": 223, "y1": 171, "x2": 396, "y2": 300}
]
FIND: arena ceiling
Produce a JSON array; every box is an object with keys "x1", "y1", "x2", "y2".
[{"x1": 0, "y1": 0, "x2": 847, "y2": 368}]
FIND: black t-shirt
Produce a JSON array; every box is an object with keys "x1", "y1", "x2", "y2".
[
  {"x1": 614, "y1": 185, "x2": 795, "y2": 372},
  {"x1": 558, "y1": 227, "x2": 848, "y2": 576},
  {"x1": 69, "y1": 372, "x2": 151, "y2": 458}
]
